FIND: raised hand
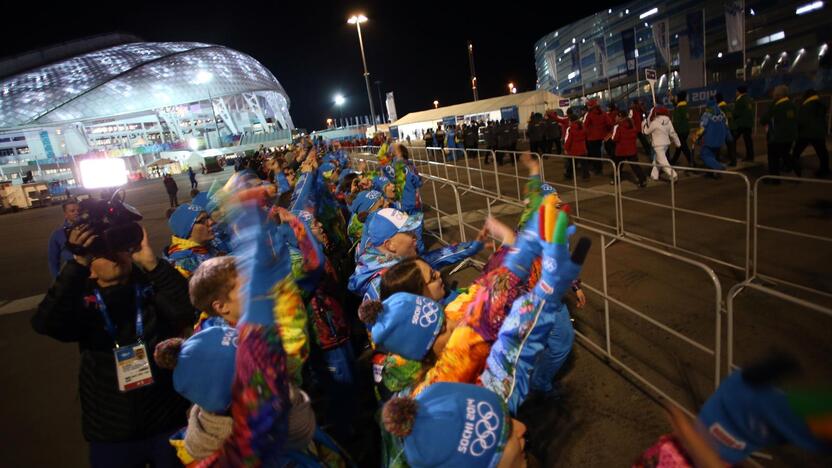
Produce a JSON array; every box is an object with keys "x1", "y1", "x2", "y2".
[{"x1": 536, "y1": 209, "x2": 591, "y2": 301}]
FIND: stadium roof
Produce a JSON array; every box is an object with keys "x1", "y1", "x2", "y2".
[
  {"x1": 0, "y1": 41, "x2": 292, "y2": 129},
  {"x1": 392, "y1": 89, "x2": 561, "y2": 126}
]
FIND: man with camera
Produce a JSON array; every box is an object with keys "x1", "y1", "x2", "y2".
[
  {"x1": 47, "y1": 199, "x2": 80, "y2": 278},
  {"x1": 32, "y1": 206, "x2": 194, "y2": 467}
]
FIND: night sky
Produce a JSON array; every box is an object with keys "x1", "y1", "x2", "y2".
[{"x1": 2, "y1": 1, "x2": 617, "y2": 130}]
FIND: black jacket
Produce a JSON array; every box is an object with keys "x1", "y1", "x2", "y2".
[{"x1": 32, "y1": 260, "x2": 194, "y2": 443}]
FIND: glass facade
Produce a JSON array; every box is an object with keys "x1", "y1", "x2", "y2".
[
  {"x1": 534, "y1": 0, "x2": 832, "y2": 100},
  {"x1": 0, "y1": 42, "x2": 293, "y2": 129}
]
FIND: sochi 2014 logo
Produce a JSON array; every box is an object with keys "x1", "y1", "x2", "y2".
[
  {"x1": 543, "y1": 257, "x2": 556, "y2": 273},
  {"x1": 457, "y1": 399, "x2": 500, "y2": 456},
  {"x1": 413, "y1": 298, "x2": 439, "y2": 328}
]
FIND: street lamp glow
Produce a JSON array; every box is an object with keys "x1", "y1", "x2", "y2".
[
  {"x1": 347, "y1": 14, "x2": 368, "y2": 24},
  {"x1": 639, "y1": 7, "x2": 658, "y2": 19},
  {"x1": 796, "y1": 1, "x2": 824, "y2": 15},
  {"x1": 334, "y1": 94, "x2": 345, "y2": 106},
  {"x1": 194, "y1": 70, "x2": 213, "y2": 84},
  {"x1": 508, "y1": 82, "x2": 514, "y2": 90},
  {"x1": 433, "y1": 100, "x2": 439, "y2": 108},
  {"x1": 717, "y1": 52, "x2": 723, "y2": 58}
]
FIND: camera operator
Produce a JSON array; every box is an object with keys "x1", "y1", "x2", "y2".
[{"x1": 32, "y1": 223, "x2": 194, "y2": 467}]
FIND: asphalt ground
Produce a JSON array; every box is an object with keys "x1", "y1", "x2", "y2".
[{"x1": 1, "y1": 150, "x2": 830, "y2": 466}]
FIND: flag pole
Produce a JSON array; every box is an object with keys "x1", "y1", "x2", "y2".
[
  {"x1": 741, "y1": 0, "x2": 747, "y2": 81},
  {"x1": 634, "y1": 25, "x2": 640, "y2": 99},
  {"x1": 604, "y1": 34, "x2": 612, "y2": 102},
  {"x1": 578, "y1": 43, "x2": 585, "y2": 98},
  {"x1": 703, "y1": 8, "x2": 708, "y2": 86}
]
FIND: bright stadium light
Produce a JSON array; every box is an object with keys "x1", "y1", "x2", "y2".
[
  {"x1": 189, "y1": 137, "x2": 199, "y2": 150},
  {"x1": 194, "y1": 70, "x2": 213, "y2": 84},
  {"x1": 820, "y1": 43, "x2": 828, "y2": 58},
  {"x1": 718, "y1": 52, "x2": 724, "y2": 58},
  {"x1": 796, "y1": 1, "x2": 824, "y2": 15},
  {"x1": 640, "y1": 8, "x2": 658, "y2": 19},
  {"x1": 80, "y1": 158, "x2": 128, "y2": 189},
  {"x1": 334, "y1": 94, "x2": 346, "y2": 106},
  {"x1": 347, "y1": 14, "x2": 368, "y2": 24}
]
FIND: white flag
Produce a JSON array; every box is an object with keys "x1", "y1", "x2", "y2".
[
  {"x1": 544, "y1": 50, "x2": 559, "y2": 84},
  {"x1": 651, "y1": 20, "x2": 671, "y2": 66},
  {"x1": 385, "y1": 92, "x2": 398, "y2": 122},
  {"x1": 725, "y1": 0, "x2": 745, "y2": 53}
]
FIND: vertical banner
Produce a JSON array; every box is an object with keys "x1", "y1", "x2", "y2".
[
  {"x1": 385, "y1": 92, "x2": 398, "y2": 123},
  {"x1": 725, "y1": 0, "x2": 744, "y2": 53},
  {"x1": 686, "y1": 10, "x2": 705, "y2": 60},
  {"x1": 678, "y1": 34, "x2": 705, "y2": 88},
  {"x1": 593, "y1": 37, "x2": 607, "y2": 77},
  {"x1": 651, "y1": 20, "x2": 671, "y2": 66},
  {"x1": 544, "y1": 50, "x2": 559, "y2": 85},
  {"x1": 621, "y1": 29, "x2": 636, "y2": 73},
  {"x1": 40, "y1": 131, "x2": 55, "y2": 159}
]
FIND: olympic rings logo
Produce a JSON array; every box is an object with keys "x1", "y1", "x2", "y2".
[
  {"x1": 469, "y1": 401, "x2": 500, "y2": 456},
  {"x1": 543, "y1": 257, "x2": 556, "y2": 273},
  {"x1": 417, "y1": 300, "x2": 439, "y2": 328}
]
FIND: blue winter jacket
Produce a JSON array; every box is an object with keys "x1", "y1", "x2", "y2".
[
  {"x1": 700, "y1": 107, "x2": 733, "y2": 148},
  {"x1": 48, "y1": 223, "x2": 75, "y2": 278},
  {"x1": 348, "y1": 241, "x2": 484, "y2": 302}
]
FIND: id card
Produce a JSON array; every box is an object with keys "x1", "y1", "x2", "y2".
[{"x1": 114, "y1": 343, "x2": 154, "y2": 392}]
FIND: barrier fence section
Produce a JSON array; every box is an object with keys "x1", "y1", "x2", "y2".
[
  {"x1": 617, "y1": 161, "x2": 752, "y2": 278},
  {"x1": 540, "y1": 153, "x2": 620, "y2": 234},
  {"x1": 726, "y1": 280, "x2": 832, "y2": 377},
  {"x1": 752, "y1": 175, "x2": 832, "y2": 300}
]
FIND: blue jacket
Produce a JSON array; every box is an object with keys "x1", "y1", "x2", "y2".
[
  {"x1": 480, "y1": 286, "x2": 567, "y2": 413},
  {"x1": 47, "y1": 223, "x2": 75, "y2": 278},
  {"x1": 700, "y1": 107, "x2": 732, "y2": 148},
  {"x1": 348, "y1": 241, "x2": 483, "y2": 302}
]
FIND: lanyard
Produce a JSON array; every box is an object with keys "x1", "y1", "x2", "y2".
[{"x1": 93, "y1": 285, "x2": 144, "y2": 347}]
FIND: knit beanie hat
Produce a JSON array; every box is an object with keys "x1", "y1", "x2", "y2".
[
  {"x1": 156, "y1": 325, "x2": 237, "y2": 414},
  {"x1": 359, "y1": 292, "x2": 445, "y2": 361},
  {"x1": 383, "y1": 382, "x2": 511, "y2": 467},
  {"x1": 169, "y1": 203, "x2": 205, "y2": 239}
]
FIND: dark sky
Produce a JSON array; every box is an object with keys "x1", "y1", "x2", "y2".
[{"x1": 2, "y1": 0, "x2": 618, "y2": 130}]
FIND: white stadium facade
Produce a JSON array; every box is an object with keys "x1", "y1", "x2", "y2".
[{"x1": 0, "y1": 33, "x2": 294, "y2": 185}]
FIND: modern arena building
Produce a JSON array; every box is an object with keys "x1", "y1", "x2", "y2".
[
  {"x1": 534, "y1": 0, "x2": 832, "y2": 105},
  {"x1": 0, "y1": 33, "x2": 294, "y2": 185}
]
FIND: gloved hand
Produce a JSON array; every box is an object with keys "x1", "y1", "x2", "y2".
[
  {"x1": 230, "y1": 202, "x2": 291, "y2": 326},
  {"x1": 533, "y1": 209, "x2": 591, "y2": 301},
  {"x1": 502, "y1": 204, "x2": 543, "y2": 280}
]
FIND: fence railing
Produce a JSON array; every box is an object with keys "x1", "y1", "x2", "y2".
[
  {"x1": 752, "y1": 175, "x2": 832, "y2": 300},
  {"x1": 617, "y1": 160, "x2": 752, "y2": 277}
]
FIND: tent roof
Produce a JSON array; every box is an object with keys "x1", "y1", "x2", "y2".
[{"x1": 392, "y1": 89, "x2": 561, "y2": 127}]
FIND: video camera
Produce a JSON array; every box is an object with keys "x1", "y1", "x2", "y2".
[{"x1": 66, "y1": 190, "x2": 144, "y2": 258}]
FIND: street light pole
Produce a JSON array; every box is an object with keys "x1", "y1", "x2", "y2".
[
  {"x1": 206, "y1": 89, "x2": 221, "y2": 149},
  {"x1": 349, "y1": 15, "x2": 378, "y2": 133}
]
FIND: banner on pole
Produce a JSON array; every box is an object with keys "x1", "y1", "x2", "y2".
[
  {"x1": 593, "y1": 37, "x2": 607, "y2": 77},
  {"x1": 678, "y1": 33, "x2": 705, "y2": 88},
  {"x1": 651, "y1": 20, "x2": 671, "y2": 66},
  {"x1": 544, "y1": 50, "x2": 559, "y2": 84},
  {"x1": 725, "y1": 0, "x2": 745, "y2": 53},
  {"x1": 385, "y1": 92, "x2": 398, "y2": 123},
  {"x1": 621, "y1": 29, "x2": 636, "y2": 72}
]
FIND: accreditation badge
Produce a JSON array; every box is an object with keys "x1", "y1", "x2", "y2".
[{"x1": 113, "y1": 342, "x2": 154, "y2": 392}]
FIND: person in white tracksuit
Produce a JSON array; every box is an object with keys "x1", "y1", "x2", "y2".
[{"x1": 642, "y1": 107, "x2": 682, "y2": 181}]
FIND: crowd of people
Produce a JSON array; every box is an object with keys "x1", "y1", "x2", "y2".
[
  {"x1": 411, "y1": 85, "x2": 830, "y2": 185},
  {"x1": 35, "y1": 111, "x2": 831, "y2": 467}
]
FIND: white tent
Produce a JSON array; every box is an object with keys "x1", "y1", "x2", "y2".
[{"x1": 391, "y1": 89, "x2": 566, "y2": 141}]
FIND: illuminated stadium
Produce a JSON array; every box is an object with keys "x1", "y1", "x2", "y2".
[{"x1": 0, "y1": 33, "x2": 294, "y2": 184}]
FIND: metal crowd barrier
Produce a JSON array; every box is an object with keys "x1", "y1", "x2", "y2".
[
  {"x1": 616, "y1": 161, "x2": 752, "y2": 278},
  {"x1": 726, "y1": 280, "x2": 832, "y2": 379},
  {"x1": 540, "y1": 153, "x2": 621, "y2": 234},
  {"x1": 752, "y1": 175, "x2": 832, "y2": 300}
]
